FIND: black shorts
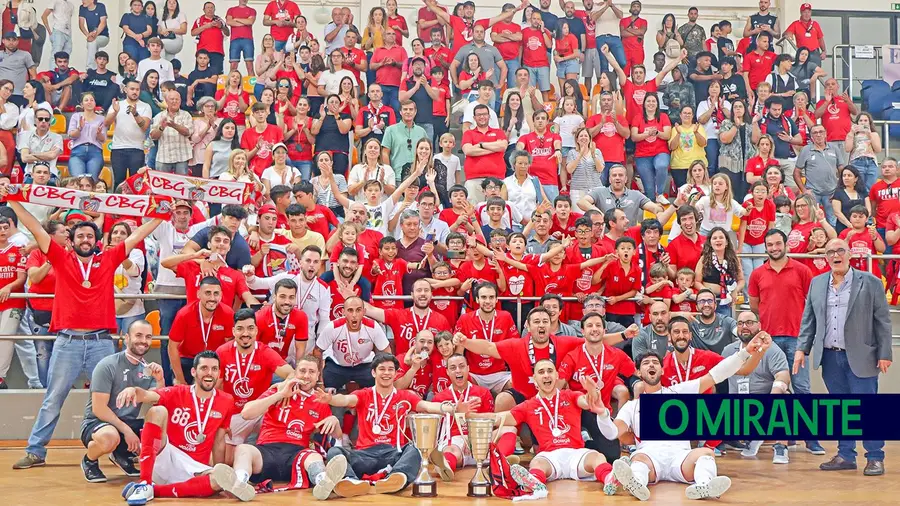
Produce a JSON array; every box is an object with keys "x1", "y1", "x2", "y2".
[
  {"x1": 507, "y1": 388, "x2": 527, "y2": 405},
  {"x1": 251, "y1": 442, "x2": 308, "y2": 483},
  {"x1": 80, "y1": 418, "x2": 145, "y2": 454}
]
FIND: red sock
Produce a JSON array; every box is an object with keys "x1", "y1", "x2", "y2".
[
  {"x1": 530, "y1": 468, "x2": 547, "y2": 484},
  {"x1": 594, "y1": 462, "x2": 613, "y2": 482},
  {"x1": 342, "y1": 412, "x2": 355, "y2": 435},
  {"x1": 444, "y1": 451, "x2": 458, "y2": 470},
  {"x1": 154, "y1": 475, "x2": 216, "y2": 498},
  {"x1": 496, "y1": 432, "x2": 517, "y2": 457},
  {"x1": 138, "y1": 422, "x2": 162, "y2": 483}
]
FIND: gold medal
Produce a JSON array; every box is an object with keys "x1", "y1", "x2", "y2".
[{"x1": 82, "y1": 280, "x2": 91, "y2": 288}]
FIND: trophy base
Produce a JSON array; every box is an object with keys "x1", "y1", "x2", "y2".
[
  {"x1": 468, "y1": 482, "x2": 492, "y2": 497},
  {"x1": 412, "y1": 482, "x2": 437, "y2": 497}
]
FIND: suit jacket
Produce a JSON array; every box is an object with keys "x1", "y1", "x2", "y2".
[{"x1": 797, "y1": 268, "x2": 892, "y2": 378}]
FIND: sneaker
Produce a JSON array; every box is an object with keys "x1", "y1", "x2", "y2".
[
  {"x1": 772, "y1": 444, "x2": 789, "y2": 464},
  {"x1": 209, "y1": 463, "x2": 255, "y2": 502},
  {"x1": 741, "y1": 441, "x2": 764, "y2": 458},
  {"x1": 429, "y1": 450, "x2": 454, "y2": 481},
  {"x1": 806, "y1": 442, "x2": 826, "y2": 455},
  {"x1": 313, "y1": 454, "x2": 347, "y2": 500},
  {"x1": 109, "y1": 451, "x2": 140, "y2": 477},
  {"x1": 602, "y1": 469, "x2": 620, "y2": 496},
  {"x1": 613, "y1": 458, "x2": 650, "y2": 501},
  {"x1": 373, "y1": 472, "x2": 407, "y2": 494},
  {"x1": 12, "y1": 453, "x2": 44, "y2": 469},
  {"x1": 623, "y1": 444, "x2": 637, "y2": 454},
  {"x1": 333, "y1": 478, "x2": 371, "y2": 498},
  {"x1": 685, "y1": 476, "x2": 732, "y2": 500},
  {"x1": 514, "y1": 438, "x2": 525, "y2": 455},
  {"x1": 509, "y1": 464, "x2": 548, "y2": 499},
  {"x1": 715, "y1": 443, "x2": 727, "y2": 456},
  {"x1": 81, "y1": 455, "x2": 107, "y2": 483},
  {"x1": 124, "y1": 481, "x2": 154, "y2": 505},
  {"x1": 505, "y1": 455, "x2": 520, "y2": 466},
  {"x1": 723, "y1": 441, "x2": 747, "y2": 451},
  {"x1": 0, "y1": 378, "x2": 7, "y2": 389}
]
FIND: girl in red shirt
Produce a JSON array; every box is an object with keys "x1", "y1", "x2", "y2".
[
  {"x1": 285, "y1": 97, "x2": 315, "y2": 180},
  {"x1": 215, "y1": 71, "x2": 251, "y2": 127},
  {"x1": 337, "y1": 76, "x2": 360, "y2": 118},
  {"x1": 458, "y1": 53, "x2": 490, "y2": 99},
  {"x1": 744, "y1": 135, "x2": 779, "y2": 190},
  {"x1": 738, "y1": 181, "x2": 776, "y2": 277},
  {"x1": 631, "y1": 94, "x2": 672, "y2": 201},
  {"x1": 554, "y1": 23, "x2": 581, "y2": 93},
  {"x1": 385, "y1": 0, "x2": 409, "y2": 44}
]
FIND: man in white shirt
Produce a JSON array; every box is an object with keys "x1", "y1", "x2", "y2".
[
  {"x1": 105, "y1": 79, "x2": 151, "y2": 186},
  {"x1": 462, "y1": 80, "x2": 500, "y2": 130},
  {"x1": 18, "y1": 108, "x2": 62, "y2": 181},
  {"x1": 136, "y1": 37, "x2": 175, "y2": 83},
  {"x1": 313, "y1": 296, "x2": 390, "y2": 390},
  {"x1": 41, "y1": 0, "x2": 74, "y2": 57}
]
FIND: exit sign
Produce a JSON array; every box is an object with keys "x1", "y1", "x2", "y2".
[{"x1": 894, "y1": 3, "x2": 900, "y2": 9}]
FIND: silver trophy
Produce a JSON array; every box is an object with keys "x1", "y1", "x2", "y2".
[
  {"x1": 466, "y1": 417, "x2": 495, "y2": 497},
  {"x1": 407, "y1": 414, "x2": 442, "y2": 497}
]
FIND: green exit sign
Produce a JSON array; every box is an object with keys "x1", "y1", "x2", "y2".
[{"x1": 894, "y1": 2, "x2": 900, "y2": 9}]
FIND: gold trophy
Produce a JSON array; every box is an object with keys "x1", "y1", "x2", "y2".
[
  {"x1": 408, "y1": 414, "x2": 442, "y2": 497},
  {"x1": 466, "y1": 417, "x2": 495, "y2": 497}
]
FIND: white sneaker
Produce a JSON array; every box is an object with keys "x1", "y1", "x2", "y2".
[
  {"x1": 613, "y1": 459, "x2": 650, "y2": 501},
  {"x1": 772, "y1": 444, "x2": 789, "y2": 464},
  {"x1": 313, "y1": 455, "x2": 347, "y2": 500},
  {"x1": 429, "y1": 450, "x2": 454, "y2": 481},
  {"x1": 125, "y1": 482, "x2": 154, "y2": 505},
  {"x1": 685, "y1": 476, "x2": 732, "y2": 500},
  {"x1": 211, "y1": 463, "x2": 255, "y2": 502},
  {"x1": 741, "y1": 441, "x2": 764, "y2": 458}
]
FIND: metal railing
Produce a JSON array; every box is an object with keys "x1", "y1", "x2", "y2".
[
  {"x1": 831, "y1": 44, "x2": 884, "y2": 100},
  {"x1": 873, "y1": 119, "x2": 900, "y2": 159}
]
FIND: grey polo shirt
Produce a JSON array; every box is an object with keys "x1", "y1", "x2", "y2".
[
  {"x1": 587, "y1": 187, "x2": 651, "y2": 227},
  {"x1": 83, "y1": 352, "x2": 157, "y2": 429},
  {"x1": 690, "y1": 314, "x2": 737, "y2": 355},
  {"x1": 17, "y1": 129, "x2": 62, "y2": 176},
  {"x1": 0, "y1": 49, "x2": 35, "y2": 94},
  {"x1": 794, "y1": 143, "x2": 846, "y2": 196},
  {"x1": 633, "y1": 327, "x2": 670, "y2": 361},
  {"x1": 452, "y1": 42, "x2": 503, "y2": 86},
  {"x1": 722, "y1": 340, "x2": 789, "y2": 394}
]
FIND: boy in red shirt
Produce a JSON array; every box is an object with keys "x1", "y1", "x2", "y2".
[
  {"x1": 838, "y1": 205, "x2": 885, "y2": 277},
  {"x1": 370, "y1": 236, "x2": 409, "y2": 310},
  {"x1": 240, "y1": 103, "x2": 284, "y2": 176},
  {"x1": 430, "y1": 67, "x2": 452, "y2": 141},
  {"x1": 640, "y1": 263, "x2": 674, "y2": 325},
  {"x1": 671, "y1": 267, "x2": 698, "y2": 313},
  {"x1": 596, "y1": 237, "x2": 641, "y2": 328},
  {"x1": 550, "y1": 195, "x2": 583, "y2": 239}
]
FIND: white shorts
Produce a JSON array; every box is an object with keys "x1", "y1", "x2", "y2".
[
  {"x1": 226, "y1": 413, "x2": 262, "y2": 445},
  {"x1": 634, "y1": 446, "x2": 692, "y2": 484},
  {"x1": 439, "y1": 435, "x2": 476, "y2": 467},
  {"x1": 533, "y1": 448, "x2": 597, "y2": 482},
  {"x1": 152, "y1": 442, "x2": 212, "y2": 485},
  {"x1": 470, "y1": 371, "x2": 512, "y2": 396}
]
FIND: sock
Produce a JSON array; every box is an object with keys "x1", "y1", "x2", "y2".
[
  {"x1": 235, "y1": 469, "x2": 250, "y2": 484},
  {"x1": 154, "y1": 475, "x2": 216, "y2": 498},
  {"x1": 594, "y1": 462, "x2": 612, "y2": 483},
  {"x1": 496, "y1": 432, "x2": 517, "y2": 457},
  {"x1": 693, "y1": 455, "x2": 717, "y2": 485},
  {"x1": 530, "y1": 468, "x2": 547, "y2": 484},
  {"x1": 342, "y1": 413, "x2": 355, "y2": 435},
  {"x1": 444, "y1": 451, "x2": 458, "y2": 471},
  {"x1": 307, "y1": 460, "x2": 326, "y2": 485},
  {"x1": 138, "y1": 422, "x2": 163, "y2": 483},
  {"x1": 631, "y1": 461, "x2": 650, "y2": 488}
]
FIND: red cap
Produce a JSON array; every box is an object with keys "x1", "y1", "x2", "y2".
[
  {"x1": 800, "y1": 3, "x2": 812, "y2": 11},
  {"x1": 258, "y1": 204, "x2": 278, "y2": 217}
]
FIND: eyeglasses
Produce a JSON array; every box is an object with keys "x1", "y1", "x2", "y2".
[
  {"x1": 825, "y1": 248, "x2": 848, "y2": 257},
  {"x1": 696, "y1": 299, "x2": 716, "y2": 306},
  {"x1": 737, "y1": 320, "x2": 759, "y2": 326},
  {"x1": 407, "y1": 138, "x2": 413, "y2": 151},
  {"x1": 484, "y1": 184, "x2": 500, "y2": 190},
  {"x1": 36, "y1": 117, "x2": 51, "y2": 122}
]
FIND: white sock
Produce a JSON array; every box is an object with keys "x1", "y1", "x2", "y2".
[
  {"x1": 235, "y1": 469, "x2": 250, "y2": 484},
  {"x1": 631, "y1": 461, "x2": 650, "y2": 488},
  {"x1": 693, "y1": 455, "x2": 717, "y2": 486},
  {"x1": 314, "y1": 472, "x2": 327, "y2": 485}
]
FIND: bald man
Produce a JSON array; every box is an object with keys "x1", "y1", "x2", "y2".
[{"x1": 631, "y1": 301, "x2": 671, "y2": 361}]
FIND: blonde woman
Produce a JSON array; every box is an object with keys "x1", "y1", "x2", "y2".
[
  {"x1": 695, "y1": 173, "x2": 747, "y2": 241},
  {"x1": 347, "y1": 138, "x2": 396, "y2": 201},
  {"x1": 253, "y1": 34, "x2": 282, "y2": 99}
]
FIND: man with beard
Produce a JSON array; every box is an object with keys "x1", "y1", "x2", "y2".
[
  {"x1": 232, "y1": 356, "x2": 345, "y2": 500},
  {"x1": 79, "y1": 320, "x2": 163, "y2": 483},
  {"x1": 428, "y1": 353, "x2": 495, "y2": 480},
  {"x1": 168, "y1": 277, "x2": 235, "y2": 385},
  {"x1": 120, "y1": 351, "x2": 251, "y2": 504},
  {"x1": 631, "y1": 301, "x2": 671, "y2": 360},
  {"x1": 723, "y1": 311, "x2": 792, "y2": 463},
  {"x1": 255, "y1": 279, "x2": 310, "y2": 362},
  {"x1": 314, "y1": 354, "x2": 481, "y2": 497},
  {"x1": 331, "y1": 202, "x2": 383, "y2": 255},
  {"x1": 320, "y1": 248, "x2": 373, "y2": 321},
  {"x1": 688, "y1": 289, "x2": 737, "y2": 356},
  {"x1": 677, "y1": 7, "x2": 706, "y2": 59},
  {"x1": 570, "y1": 294, "x2": 641, "y2": 344},
  {"x1": 6, "y1": 191, "x2": 161, "y2": 471},
  {"x1": 247, "y1": 246, "x2": 331, "y2": 350},
  {"x1": 216, "y1": 309, "x2": 294, "y2": 464},
  {"x1": 662, "y1": 317, "x2": 724, "y2": 393},
  {"x1": 453, "y1": 282, "x2": 520, "y2": 395},
  {"x1": 598, "y1": 339, "x2": 769, "y2": 500},
  {"x1": 366, "y1": 278, "x2": 451, "y2": 357},
  {"x1": 610, "y1": 40, "x2": 682, "y2": 124},
  {"x1": 579, "y1": 164, "x2": 662, "y2": 226},
  {"x1": 400, "y1": 57, "x2": 441, "y2": 141},
  {"x1": 558, "y1": 312, "x2": 636, "y2": 464},
  {"x1": 183, "y1": 204, "x2": 252, "y2": 271},
  {"x1": 491, "y1": 358, "x2": 612, "y2": 492},
  {"x1": 395, "y1": 330, "x2": 439, "y2": 397},
  {"x1": 314, "y1": 297, "x2": 390, "y2": 391},
  {"x1": 667, "y1": 205, "x2": 706, "y2": 272}
]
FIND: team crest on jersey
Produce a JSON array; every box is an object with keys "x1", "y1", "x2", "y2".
[
  {"x1": 333, "y1": 304, "x2": 345, "y2": 318},
  {"x1": 210, "y1": 410, "x2": 223, "y2": 418},
  {"x1": 7, "y1": 253, "x2": 15, "y2": 263},
  {"x1": 286, "y1": 419, "x2": 305, "y2": 439},
  {"x1": 381, "y1": 280, "x2": 396, "y2": 296}
]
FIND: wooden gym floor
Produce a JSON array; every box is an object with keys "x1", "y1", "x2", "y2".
[{"x1": 0, "y1": 444, "x2": 897, "y2": 505}]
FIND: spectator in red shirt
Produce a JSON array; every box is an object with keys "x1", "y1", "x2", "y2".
[
  {"x1": 784, "y1": 3, "x2": 826, "y2": 66},
  {"x1": 585, "y1": 90, "x2": 630, "y2": 183},
  {"x1": 741, "y1": 31, "x2": 775, "y2": 98},
  {"x1": 461, "y1": 103, "x2": 509, "y2": 203},
  {"x1": 370, "y1": 28, "x2": 408, "y2": 115},
  {"x1": 554, "y1": 22, "x2": 581, "y2": 93},
  {"x1": 424, "y1": 27, "x2": 453, "y2": 85},
  {"x1": 425, "y1": 0, "x2": 519, "y2": 59},
  {"x1": 262, "y1": 0, "x2": 302, "y2": 52},
  {"x1": 241, "y1": 102, "x2": 284, "y2": 177},
  {"x1": 870, "y1": 158, "x2": 900, "y2": 234},
  {"x1": 521, "y1": 10, "x2": 553, "y2": 100},
  {"x1": 226, "y1": 0, "x2": 259, "y2": 76},
  {"x1": 417, "y1": 2, "x2": 447, "y2": 45},
  {"x1": 190, "y1": 2, "x2": 230, "y2": 75},
  {"x1": 815, "y1": 77, "x2": 858, "y2": 150},
  {"x1": 619, "y1": 1, "x2": 647, "y2": 75},
  {"x1": 667, "y1": 205, "x2": 706, "y2": 271},
  {"x1": 517, "y1": 110, "x2": 563, "y2": 201},
  {"x1": 385, "y1": 0, "x2": 409, "y2": 44},
  {"x1": 490, "y1": 5, "x2": 523, "y2": 88}
]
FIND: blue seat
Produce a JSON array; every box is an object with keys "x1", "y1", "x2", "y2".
[
  {"x1": 892, "y1": 80, "x2": 900, "y2": 92},
  {"x1": 863, "y1": 80, "x2": 891, "y2": 109},
  {"x1": 887, "y1": 109, "x2": 900, "y2": 139},
  {"x1": 866, "y1": 89, "x2": 893, "y2": 119}
]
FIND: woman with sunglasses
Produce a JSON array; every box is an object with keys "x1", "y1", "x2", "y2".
[
  {"x1": 274, "y1": 78, "x2": 298, "y2": 118},
  {"x1": 311, "y1": 94, "x2": 353, "y2": 176}
]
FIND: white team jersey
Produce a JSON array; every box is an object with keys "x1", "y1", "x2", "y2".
[
  {"x1": 615, "y1": 380, "x2": 700, "y2": 452},
  {"x1": 316, "y1": 317, "x2": 390, "y2": 367},
  {"x1": 248, "y1": 272, "x2": 331, "y2": 340}
]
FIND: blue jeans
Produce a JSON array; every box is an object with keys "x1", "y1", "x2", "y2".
[
  {"x1": 146, "y1": 142, "x2": 158, "y2": 170},
  {"x1": 542, "y1": 184, "x2": 560, "y2": 203},
  {"x1": 704, "y1": 138, "x2": 720, "y2": 175},
  {"x1": 594, "y1": 35, "x2": 625, "y2": 71},
  {"x1": 740, "y1": 242, "x2": 766, "y2": 296},
  {"x1": 773, "y1": 336, "x2": 811, "y2": 395},
  {"x1": 49, "y1": 30, "x2": 72, "y2": 57},
  {"x1": 117, "y1": 313, "x2": 146, "y2": 336},
  {"x1": 635, "y1": 153, "x2": 671, "y2": 200},
  {"x1": 157, "y1": 297, "x2": 186, "y2": 387},
  {"x1": 274, "y1": 40, "x2": 287, "y2": 52},
  {"x1": 851, "y1": 156, "x2": 878, "y2": 194},
  {"x1": 813, "y1": 193, "x2": 836, "y2": 226},
  {"x1": 292, "y1": 160, "x2": 313, "y2": 181},
  {"x1": 526, "y1": 66, "x2": 551, "y2": 92},
  {"x1": 122, "y1": 38, "x2": 149, "y2": 62},
  {"x1": 505, "y1": 59, "x2": 520, "y2": 87},
  {"x1": 33, "y1": 325, "x2": 52, "y2": 388},
  {"x1": 821, "y1": 348, "x2": 884, "y2": 461},
  {"x1": 254, "y1": 83, "x2": 267, "y2": 101},
  {"x1": 229, "y1": 38, "x2": 255, "y2": 62},
  {"x1": 68, "y1": 143, "x2": 104, "y2": 179},
  {"x1": 381, "y1": 85, "x2": 400, "y2": 117},
  {"x1": 26, "y1": 332, "x2": 114, "y2": 459}
]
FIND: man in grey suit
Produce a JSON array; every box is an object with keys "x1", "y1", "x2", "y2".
[{"x1": 796, "y1": 238, "x2": 892, "y2": 476}]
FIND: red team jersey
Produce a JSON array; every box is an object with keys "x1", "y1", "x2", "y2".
[
  {"x1": 216, "y1": 341, "x2": 287, "y2": 409},
  {"x1": 370, "y1": 258, "x2": 408, "y2": 310},
  {"x1": 430, "y1": 286, "x2": 461, "y2": 328},
  {"x1": 455, "y1": 310, "x2": 520, "y2": 375},
  {"x1": 155, "y1": 385, "x2": 235, "y2": 464},
  {"x1": 46, "y1": 241, "x2": 126, "y2": 332},
  {"x1": 432, "y1": 384, "x2": 494, "y2": 437},
  {"x1": 255, "y1": 387, "x2": 333, "y2": 446},
  {"x1": 511, "y1": 389, "x2": 585, "y2": 451},
  {"x1": 396, "y1": 358, "x2": 433, "y2": 398},
  {"x1": 0, "y1": 245, "x2": 26, "y2": 311},
  {"x1": 559, "y1": 344, "x2": 636, "y2": 409},
  {"x1": 518, "y1": 132, "x2": 563, "y2": 186},
  {"x1": 169, "y1": 302, "x2": 235, "y2": 359},
  {"x1": 383, "y1": 308, "x2": 452, "y2": 357},
  {"x1": 255, "y1": 304, "x2": 310, "y2": 360},
  {"x1": 661, "y1": 348, "x2": 723, "y2": 394},
  {"x1": 496, "y1": 335, "x2": 583, "y2": 398},
  {"x1": 353, "y1": 387, "x2": 422, "y2": 450},
  {"x1": 175, "y1": 262, "x2": 250, "y2": 308}
]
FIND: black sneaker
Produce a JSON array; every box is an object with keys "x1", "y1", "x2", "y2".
[
  {"x1": 81, "y1": 455, "x2": 107, "y2": 483},
  {"x1": 0, "y1": 378, "x2": 7, "y2": 389},
  {"x1": 109, "y1": 450, "x2": 140, "y2": 477}
]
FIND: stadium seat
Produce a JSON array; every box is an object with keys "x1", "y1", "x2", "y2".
[
  {"x1": 49, "y1": 113, "x2": 66, "y2": 134},
  {"x1": 57, "y1": 164, "x2": 69, "y2": 179},
  {"x1": 216, "y1": 74, "x2": 227, "y2": 90},
  {"x1": 548, "y1": 84, "x2": 556, "y2": 101},
  {"x1": 592, "y1": 83, "x2": 602, "y2": 96},
  {"x1": 866, "y1": 90, "x2": 894, "y2": 119},
  {"x1": 243, "y1": 76, "x2": 256, "y2": 95},
  {"x1": 886, "y1": 109, "x2": 900, "y2": 139},
  {"x1": 99, "y1": 166, "x2": 113, "y2": 189},
  {"x1": 102, "y1": 139, "x2": 112, "y2": 164},
  {"x1": 59, "y1": 138, "x2": 71, "y2": 163},
  {"x1": 891, "y1": 80, "x2": 900, "y2": 93},
  {"x1": 580, "y1": 84, "x2": 589, "y2": 99}
]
